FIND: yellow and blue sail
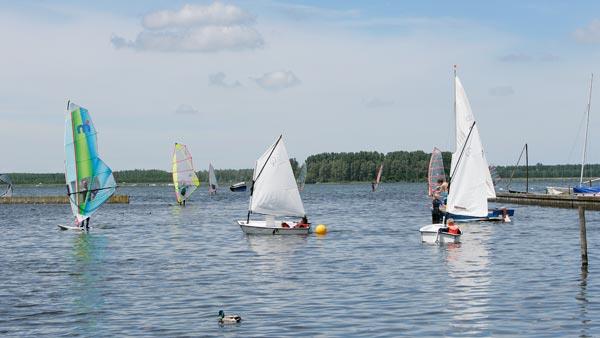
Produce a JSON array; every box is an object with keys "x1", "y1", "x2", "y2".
[
  {"x1": 64, "y1": 102, "x2": 116, "y2": 222},
  {"x1": 172, "y1": 143, "x2": 200, "y2": 203}
]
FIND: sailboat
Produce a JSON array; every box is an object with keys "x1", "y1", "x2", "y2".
[
  {"x1": 372, "y1": 163, "x2": 384, "y2": 192},
  {"x1": 445, "y1": 68, "x2": 514, "y2": 222},
  {"x1": 59, "y1": 102, "x2": 116, "y2": 230},
  {"x1": 297, "y1": 162, "x2": 307, "y2": 192},
  {"x1": 546, "y1": 74, "x2": 596, "y2": 196},
  {"x1": 421, "y1": 67, "x2": 512, "y2": 240},
  {"x1": 427, "y1": 148, "x2": 446, "y2": 197},
  {"x1": 0, "y1": 174, "x2": 13, "y2": 197},
  {"x1": 505, "y1": 143, "x2": 529, "y2": 194},
  {"x1": 573, "y1": 74, "x2": 599, "y2": 195},
  {"x1": 172, "y1": 143, "x2": 200, "y2": 205},
  {"x1": 237, "y1": 135, "x2": 310, "y2": 235},
  {"x1": 208, "y1": 163, "x2": 218, "y2": 194}
]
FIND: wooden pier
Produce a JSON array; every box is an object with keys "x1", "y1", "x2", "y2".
[
  {"x1": 490, "y1": 192, "x2": 600, "y2": 210},
  {"x1": 0, "y1": 194, "x2": 129, "y2": 204}
]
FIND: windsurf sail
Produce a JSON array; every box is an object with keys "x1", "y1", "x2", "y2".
[
  {"x1": 297, "y1": 162, "x2": 307, "y2": 192},
  {"x1": 428, "y1": 148, "x2": 446, "y2": 196},
  {"x1": 172, "y1": 143, "x2": 200, "y2": 203},
  {"x1": 64, "y1": 102, "x2": 116, "y2": 222},
  {"x1": 208, "y1": 163, "x2": 218, "y2": 194},
  {"x1": 374, "y1": 163, "x2": 384, "y2": 191},
  {"x1": 249, "y1": 135, "x2": 305, "y2": 217},
  {"x1": 0, "y1": 174, "x2": 13, "y2": 197}
]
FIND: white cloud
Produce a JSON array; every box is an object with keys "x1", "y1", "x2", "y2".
[
  {"x1": 574, "y1": 19, "x2": 600, "y2": 43},
  {"x1": 363, "y1": 97, "x2": 394, "y2": 108},
  {"x1": 489, "y1": 86, "x2": 514, "y2": 97},
  {"x1": 175, "y1": 104, "x2": 199, "y2": 115},
  {"x1": 251, "y1": 70, "x2": 300, "y2": 91},
  {"x1": 112, "y1": 2, "x2": 263, "y2": 52},
  {"x1": 209, "y1": 72, "x2": 241, "y2": 88},
  {"x1": 143, "y1": 3, "x2": 255, "y2": 29}
]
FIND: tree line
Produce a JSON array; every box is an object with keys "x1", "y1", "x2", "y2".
[{"x1": 6, "y1": 150, "x2": 600, "y2": 185}]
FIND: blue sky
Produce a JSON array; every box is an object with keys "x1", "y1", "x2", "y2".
[{"x1": 1, "y1": 1, "x2": 600, "y2": 172}]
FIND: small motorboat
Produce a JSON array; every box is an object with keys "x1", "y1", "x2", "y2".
[
  {"x1": 419, "y1": 223, "x2": 461, "y2": 244},
  {"x1": 230, "y1": 181, "x2": 247, "y2": 192}
]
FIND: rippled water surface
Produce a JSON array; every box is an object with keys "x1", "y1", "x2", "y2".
[{"x1": 1, "y1": 182, "x2": 599, "y2": 337}]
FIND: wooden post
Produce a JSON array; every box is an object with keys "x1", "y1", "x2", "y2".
[{"x1": 579, "y1": 207, "x2": 589, "y2": 268}]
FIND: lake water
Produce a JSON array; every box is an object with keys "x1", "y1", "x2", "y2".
[{"x1": 1, "y1": 181, "x2": 598, "y2": 337}]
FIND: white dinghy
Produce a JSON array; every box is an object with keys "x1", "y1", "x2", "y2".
[
  {"x1": 237, "y1": 135, "x2": 310, "y2": 235},
  {"x1": 419, "y1": 224, "x2": 461, "y2": 244}
]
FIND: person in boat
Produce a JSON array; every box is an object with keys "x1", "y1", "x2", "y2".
[
  {"x1": 295, "y1": 215, "x2": 309, "y2": 228},
  {"x1": 431, "y1": 193, "x2": 444, "y2": 224},
  {"x1": 210, "y1": 184, "x2": 216, "y2": 194},
  {"x1": 439, "y1": 218, "x2": 461, "y2": 235}
]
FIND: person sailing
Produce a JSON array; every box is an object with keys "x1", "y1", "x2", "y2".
[
  {"x1": 179, "y1": 185, "x2": 187, "y2": 206},
  {"x1": 439, "y1": 218, "x2": 461, "y2": 235},
  {"x1": 436, "y1": 178, "x2": 449, "y2": 204}
]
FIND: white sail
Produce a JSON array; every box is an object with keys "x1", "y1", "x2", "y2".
[
  {"x1": 447, "y1": 75, "x2": 495, "y2": 217},
  {"x1": 250, "y1": 135, "x2": 305, "y2": 217},
  {"x1": 208, "y1": 163, "x2": 218, "y2": 193}
]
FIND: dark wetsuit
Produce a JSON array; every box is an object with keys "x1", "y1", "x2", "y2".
[{"x1": 432, "y1": 197, "x2": 444, "y2": 224}]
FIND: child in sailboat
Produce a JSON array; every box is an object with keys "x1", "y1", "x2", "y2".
[{"x1": 295, "y1": 215, "x2": 310, "y2": 228}]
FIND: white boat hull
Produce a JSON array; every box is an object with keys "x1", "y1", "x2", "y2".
[
  {"x1": 546, "y1": 186, "x2": 572, "y2": 195},
  {"x1": 237, "y1": 220, "x2": 310, "y2": 235},
  {"x1": 419, "y1": 224, "x2": 461, "y2": 244}
]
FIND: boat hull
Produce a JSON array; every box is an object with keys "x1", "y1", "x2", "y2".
[
  {"x1": 573, "y1": 185, "x2": 600, "y2": 196},
  {"x1": 419, "y1": 224, "x2": 461, "y2": 244},
  {"x1": 237, "y1": 220, "x2": 310, "y2": 235},
  {"x1": 447, "y1": 208, "x2": 514, "y2": 222},
  {"x1": 230, "y1": 182, "x2": 247, "y2": 192},
  {"x1": 546, "y1": 186, "x2": 572, "y2": 195}
]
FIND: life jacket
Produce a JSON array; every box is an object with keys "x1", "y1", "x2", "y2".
[{"x1": 448, "y1": 224, "x2": 460, "y2": 235}]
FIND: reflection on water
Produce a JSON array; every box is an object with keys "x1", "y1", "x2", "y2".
[
  {"x1": 578, "y1": 267, "x2": 590, "y2": 338},
  {"x1": 1, "y1": 183, "x2": 600, "y2": 336},
  {"x1": 71, "y1": 233, "x2": 107, "y2": 336},
  {"x1": 445, "y1": 224, "x2": 493, "y2": 336}
]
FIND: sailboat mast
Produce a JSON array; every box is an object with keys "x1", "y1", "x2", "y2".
[
  {"x1": 580, "y1": 73, "x2": 594, "y2": 185},
  {"x1": 525, "y1": 143, "x2": 529, "y2": 193},
  {"x1": 453, "y1": 65, "x2": 457, "y2": 152}
]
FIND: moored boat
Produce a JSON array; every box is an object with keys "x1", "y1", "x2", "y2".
[{"x1": 230, "y1": 181, "x2": 247, "y2": 192}]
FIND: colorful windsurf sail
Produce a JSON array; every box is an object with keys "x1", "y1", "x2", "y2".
[
  {"x1": 428, "y1": 148, "x2": 446, "y2": 196},
  {"x1": 374, "y1": 163, "x2": 384, "y2": 191},
  {"x1": 297, "y1": 162, "x2": 307, "y2": 192},
  {"x1": 208, "y1": 163, "x2": 218, "y2": 194},
  {"x1": 0, "y1": 174, "x2": 13, "y2": 197},
  {"x1": 172, "y1": 143, "x2": 200, "y2": 203},
  {"x1": 64, "y1": 102, "x2": 116, "y2": 222}
]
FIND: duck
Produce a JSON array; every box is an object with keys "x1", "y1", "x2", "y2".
[{"x1": 218, "y1": 310, "x2": 242, "y2": 324}]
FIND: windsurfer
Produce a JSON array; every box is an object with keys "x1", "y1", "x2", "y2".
[
  {"x1": 180, "y1": 186, "x2": 187, "y2": 206},
  {"x1": 371, "y1": 182, "x2": 375, "y2": 192}
]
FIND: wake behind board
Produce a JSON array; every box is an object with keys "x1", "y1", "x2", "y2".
[{"x1": 57, "y1": 224, "x2": 88, "y2": 231}]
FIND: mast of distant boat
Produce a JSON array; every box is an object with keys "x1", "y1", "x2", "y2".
[{"x1": 579, "y1": 73, "x2": 593, "y2": 186}]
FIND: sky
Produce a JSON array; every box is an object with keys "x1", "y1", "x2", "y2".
[{"x1": 2, "y1": 0, "x2": 600, "y2": 172}]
